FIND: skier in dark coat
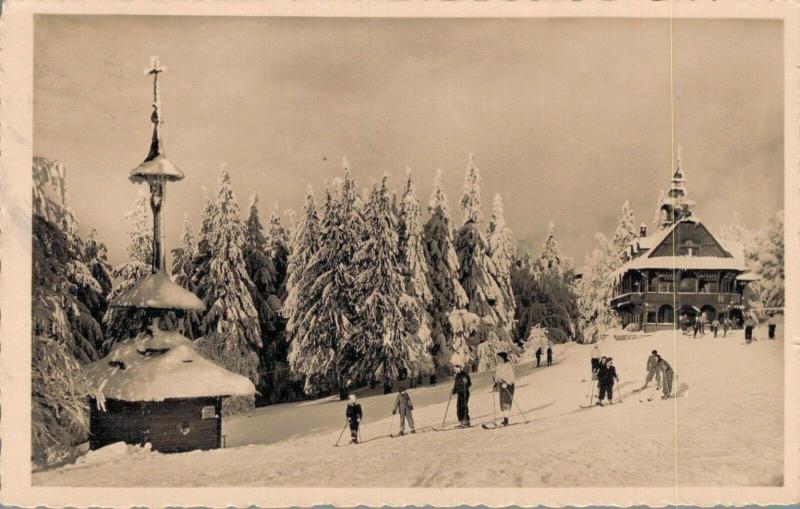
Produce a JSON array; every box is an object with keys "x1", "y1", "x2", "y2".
[
  {"x1": 452, "y1": 364, "x2": 472, "y2": 427},
  {"x1": 345, "y1": 394, "x2": 362, "y2": 444},
  {"x1": 535, "y1": 348, "x2": 542, "y2": 367},
  {"x1": 392, "y1": 386, "x2": 415, "y2": 435},
  {"x1": 744, "y1": 316, "x2": 755, "y2": 343},
  {"x1": 768, "y1": 314, "x2": 777, "y2": 340},
  {"x1": 546, "y1": 345, "x2": 553, "y2": 366},
  {"x1": 596, "y1": 357, "x2": 619, "y2": 405}
]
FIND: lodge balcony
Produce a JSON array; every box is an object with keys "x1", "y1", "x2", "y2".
[{"x1": 609, "y1": 291, "x2": 743, "y2": 310}]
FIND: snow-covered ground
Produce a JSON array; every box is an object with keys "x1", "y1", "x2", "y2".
[{"x1": 34, "y1": 324, "x2": 783, "y2": 487}]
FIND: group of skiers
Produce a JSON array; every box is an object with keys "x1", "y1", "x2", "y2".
[
  {"x1": 343, "y1": 351, "x2": 519, "y2": 444},
  {"x1": 640, "y1": 349, "x2": 674, "y2": 398},
  {"x1": 534, "y1": 346, "x2": 553, "y2": 367},
  {"x1": 590, "y1": 345, "x2": 675, "y2": 404}
]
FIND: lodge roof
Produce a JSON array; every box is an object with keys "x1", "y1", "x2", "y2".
[
  {"x1": 110, "y1": 270, "x2": 205, "y2": 311},
  {"x1": 612, "y1": 217, "x2": 750, "y2": 280},
  {"x1": 85, "y1": 329, "x2": 256, "y2": 402}
]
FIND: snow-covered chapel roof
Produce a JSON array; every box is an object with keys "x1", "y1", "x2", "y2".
[
  {"x1": 85, "y1": 329, "x2": 256, "y2": 402},
  {"x1": 111, "y1": 271, "x2": 205, "y2": 311}
]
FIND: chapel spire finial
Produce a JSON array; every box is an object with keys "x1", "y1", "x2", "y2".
[{"x1": 144, "y1": 56, "x2": 167, "y2": 125}]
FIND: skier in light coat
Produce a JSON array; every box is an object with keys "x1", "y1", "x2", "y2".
[
  {"x1": 642, "y1": 349, "x2": 661, "y2": 389},
  {"x1": 655, "y1": 354, "x2": 675, "y2": 398},
  {"x1": 494, "y1": 351, "x2": 516, "y2": 426},
  {"x1": 392, "y1": 386, "x2": 415, "y2": 435},
  {"x1": 591, "y1": 345, "x2": 601, "y2": 379}
]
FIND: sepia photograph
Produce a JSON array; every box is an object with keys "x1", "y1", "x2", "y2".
[{"x1": 1, "y1": 1, "x2": 798, "y2": 507}]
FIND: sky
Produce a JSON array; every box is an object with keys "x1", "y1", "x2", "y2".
[{"x1": 33, "y1": 16, "x2": 784, "y2": 267}]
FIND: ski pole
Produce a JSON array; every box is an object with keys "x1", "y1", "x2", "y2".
[
  {"x1": 334, "y1": 421, "x2": 348, "y2": 447},
  {"x1": 503, "y1": 385, "x2": 529, "y2": 423},
  {"x1": 440, "y1": 392, "x2": 453, "y2": 429},
  {"x1": 588, "y1": 378, "x2": 596, "y2": 406},
  {"x1": 491, "y1": 382, "x2": 497, "y2": 425},
  {"x1": 388, "y1": 413, "x2": 395, "y2": 436}
]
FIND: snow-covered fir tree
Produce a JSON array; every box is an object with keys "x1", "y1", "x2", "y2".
[
  {"x1": 288, "y1": 159, "x2": 364, "y2": 395},
  {"x1": 397, "y1": 168, "x2": 435, "y2": 380},
  {"x1": 486, "y1": 193, "x2": 516, "y2": 334},
  {"x1": 353, "y1": 175, "x2": 432, "y2": 385},
  {"x1": 423, "y1": 169, "x2": 468, "y2": 371},
  {"x1": 455, "y1": 154, "x2": 513, "y2": 369},
  {"x1": 31, "y1": 157, "x2": 106, "y2": 462},
  {"x1": 652, "y1": 189, "x2": 667, "y2": 230},
  {"x1": 193, "y1": 167, "x2": 262, "y2": 410},
  {"x1": 80, "y1": 228, "x2": 113, "y2": 326},
  {"x1": 266, "y1": 203, "x2": 290, "y2": 299},
  {"x1": 398, "y1": 167, "x2": 433, "y2": 308},
  {"x1": 537, "y1": 221, "x2": 566, "y2": 278},
  {"x1": 170, "y1": 213, "x2": 201, "y2": 338},
  {"x1": 285, "y1": 186, "x2": 320, "y2": 343},
  {"x1": 102, "y1": 189, "x2": 153, "y2": 351},
  {"x1": 575, "y1": 200, "x2": 638, "y2": 342},
  {"x1": 747, "y1": 210, "x2": 784, "y2": 312}
]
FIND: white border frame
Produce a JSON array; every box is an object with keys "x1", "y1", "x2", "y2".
[{"x1": 1, "y1": 1, "x2": 798, "y2": 507}]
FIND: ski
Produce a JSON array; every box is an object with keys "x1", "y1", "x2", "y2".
[
  {"x1": 432, "y1": 424, "x2": 472, "y2": 432},
  {"x1": 481, "y1": 420, "x2": 531, "y2": 430},
  {"x1": 639, "y1": 393, "x2": 687, "y2": 402}
]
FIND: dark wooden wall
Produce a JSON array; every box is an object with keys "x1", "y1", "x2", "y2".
[{"x1": 89, "y1": 396, "x2": 223, "y2": 453}]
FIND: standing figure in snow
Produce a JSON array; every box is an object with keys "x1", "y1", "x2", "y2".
[
  {"x1": 642, "y1": 349, "x2": 661, "y2": 390},
  {"x1": 768, "y1": 313, "x2": 777, "y2": 340},
  {"x1": 712, "y1": 318, "x2": 720, "y2": 338},
  {"x1": 494, "y1": 352, "x2": 516, "y2": 426},
  {"x1": 345, "y1": 394, "x2": 363, "y2": 444},
  {"x1": 723, "y1": 316, "x2": 731, "y2": 337},
  {"x1": 546, "y1": 345, "x2": 553, "y2": 366},
  {"x1": 591, "y1": 345, "x2": 601, "y2": 379},
  {"x1": 535, "y1": 347, "x2": 542, "y2": 367},
  {"x1": 392, "y1": 386, "x2": 415, "y2": 435},
  {"x1": 655, "y1": 354, "x2": 674, "y2": 398},
  {"x1": 596, "y1": 357, "x2": 619, "y2": 405},
  {"x1": 452, "y1": 364, "x2": 472, "y2": 427},
  {"x1": 692, "y1": 319, "x2": 700, "y2": 338},
  {"x1": 744, "y1": 315, "x2": 755, "y2": 344}
]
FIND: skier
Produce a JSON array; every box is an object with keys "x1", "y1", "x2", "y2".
[
  {"x1": 596, "y1": 357, "x2": 619, "y2": 405},
  {"x1": 345, "y1": 394, "x2": 362, "y2": 444},
  {"x1": 768, "y1": 313, "x2": 777, "y2": 340},
  {"x1": 712, "y1": 318, "x2": 720, "y2": 338},
  {"x1": 452, "y1": 364, "x2": 472, "y2": 427},
  {"x1": 723, "y1": 316, "x2": 731, "y2": 337},
  {"x1": 591, "y1": 345, "x2": 601, "y2": 379},
  {"x1": 546, "y1": 345, "x2": 553, "y2": 366},
  {"x1": 655, "y1": 354, "x2": 674, "y2": 398},
  {"x1": 535, "y1": 347, "x2": 542, "y2": 367},
  {"x1": 392, "y1": 386, "x2": 415, "y2": 435},
  {"x1": 641, "y1": 349, "x2": 661, "y2": 389},
  {"x1": 692, "y1": 318, "x2": 700, "y2": 338},
  {"x1": 744, "y1": 315, "x2": 755, "y2": 344},
  {"x1": 494, "y1": 351, "x2": 516, "y2": 425}
]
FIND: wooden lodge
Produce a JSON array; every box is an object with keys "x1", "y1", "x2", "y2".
[{"x1": 609, "y1": 154, "x2": 756, "y2": 332}]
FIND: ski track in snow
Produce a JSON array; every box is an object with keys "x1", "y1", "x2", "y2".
[{"x1": 34, "y1": 326, "x2": 784, "y2": 487}]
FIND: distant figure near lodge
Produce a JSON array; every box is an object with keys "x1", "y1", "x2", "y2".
[{"x1": 609, "y1": 154, "x2": 758, "y2": 332}]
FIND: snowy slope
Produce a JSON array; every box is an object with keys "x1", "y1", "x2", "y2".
[{"x1": 34, "y1": 324, "x2": 783, "y2": 487}]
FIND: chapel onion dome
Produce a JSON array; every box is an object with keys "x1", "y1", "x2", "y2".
[{"x1": 110, "y1": 270, "x2": 204, "y2": 311}]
